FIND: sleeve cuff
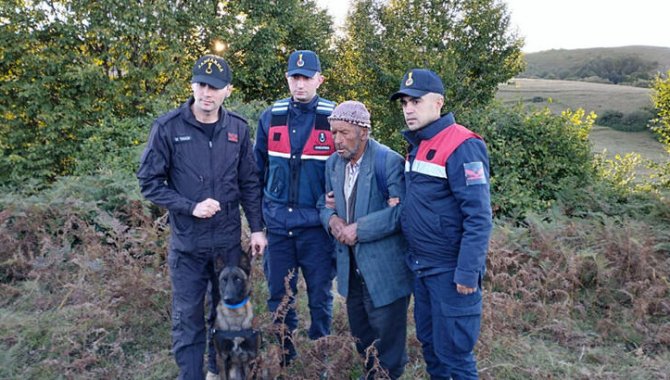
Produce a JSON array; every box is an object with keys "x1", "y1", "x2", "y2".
[{"x1": 454, "y1": 268, "x2": 480, "y2": 288}]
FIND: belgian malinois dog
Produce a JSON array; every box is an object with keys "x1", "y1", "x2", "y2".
[{"x1": 212, "y1": 252, "x2": 260, "y2": 380}]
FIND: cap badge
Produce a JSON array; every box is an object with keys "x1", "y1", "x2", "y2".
[
  {"x1": 297, "y1": 53, "x2": 305, "y2": 67},
  {"x1": 405, "y1": 72, "x2": 414, "y2": 86},
  {"x1": 198, "y1": 57, "x2": 223, "y2": 74}
]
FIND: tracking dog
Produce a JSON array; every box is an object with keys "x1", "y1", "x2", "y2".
[{"x1": 211, "y1": 252, "x2": 260, "y2": 380}]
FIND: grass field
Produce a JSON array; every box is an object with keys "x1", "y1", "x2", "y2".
[
  {"x1": 590, "y1": 126, "x2": 668, "y2": 163},
  {"x1": 496, "y1": 78, "x2": 653, "y2": 116},
  {"x1": 496, "y1": 78, "x2": 667, "y2": 165}
]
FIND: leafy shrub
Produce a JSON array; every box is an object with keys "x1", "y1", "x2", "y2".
[
  {"x1": 621, "y1": 109, "x2": 654, "y2": 131},
  {"x1": 225, "y1": 96, "x2": 270, "y2": 139},
  {"x1": 598, "y1": 109, "x2": 654, "y2": 132},
  {"x1": 598, "y1": 110, "x2": 624, "y2": 126},
  {"x1": 461, "y1": 104, "x2": 596, "y2": 217}
]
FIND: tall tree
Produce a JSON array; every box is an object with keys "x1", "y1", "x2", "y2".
[
  {"x1": 216, "y1": 0, "x2": 334, "y2": 103},
  {"x1": 0, "y1": 0, "x2": 334, "y2": 187},
  {"x1": 330, "y1": 0, "x2": 524, "y2": 151},
  {"x1": 0, "y1": 0, "x2": 219, "y2": 185}
]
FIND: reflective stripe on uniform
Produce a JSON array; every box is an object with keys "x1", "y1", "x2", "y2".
[{"x1": 412, "y1": 159, "x2": 447, "y2": 179}]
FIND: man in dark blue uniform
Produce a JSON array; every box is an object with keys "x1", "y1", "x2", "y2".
[
  {"x1": 390, "y1": 69, "x2": 493, "y2": 379},
  {"x1": 138, "y1": 55, "x2": 267, "y2": 380},
  {"x1": 254, "y1": 50, "x2": 336, "y2": 364}
]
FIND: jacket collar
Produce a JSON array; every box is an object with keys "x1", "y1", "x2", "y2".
[
  {"x1": 180, "y1": 97, "x2": 228, "y2": 134},
  {"x1": 289, "y1": 95, "x2": 320, "y2": 114},
  {"x1": 402, "y1": 112, "x2": 455, "y2": 147}
]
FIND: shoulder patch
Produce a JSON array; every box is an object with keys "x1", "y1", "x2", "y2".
[{"x1": 464, "y1": 161, "x2": 486, "y2": 186}]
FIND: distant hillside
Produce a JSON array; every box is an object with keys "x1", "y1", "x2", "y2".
[
  {"x1": 520, "y1": 46, "x2": 670, "y2": 87},
  {"x1": 496, "y1": 78, "x2": 655, "y2": 131},
  {"x1": 497, "y1": 77, "x2": 652, "y2": 114}
]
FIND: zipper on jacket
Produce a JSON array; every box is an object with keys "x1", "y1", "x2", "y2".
[{"x1": 209, "y1": 139, "x2": 215, "y2": 246}]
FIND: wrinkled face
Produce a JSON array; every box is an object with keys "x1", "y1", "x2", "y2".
[
  {"x1": 286, "y1": 73, "x2": 323, "y2": 103},
  {"x1": 399, "y1": 93, "x2": 443, "y2": 131},
  {"x1": 330, "y1": 120, "x2": 368, "y2": 161},
  {"x1": 191, "y1": 82, "x2": 231, "y2": 115}
]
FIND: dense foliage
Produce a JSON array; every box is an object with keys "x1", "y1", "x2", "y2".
[
  {"x1": 650, "y1": 70, "x2": 670, "y2": 186},
  {"x1": 462, "y1": 104, "x2": 596, "y2": 217},
  {"x1": 652, "y1": 71, "x2": 670, "y2": 151},
  {"x1": 328, "y1": 0, "x2": 525, "y2": 152},
  {"x1": 216, "y1": 1, "x2": 334, "y2": 103},
  {"x1": 0, "y1": 0, "x2": 332, "y2": 187},
  {"x1": 596, "y1": 108, "x2": 656, "y2": 132}
]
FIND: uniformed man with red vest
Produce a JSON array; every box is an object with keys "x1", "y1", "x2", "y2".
[
  {"x1": 254, "y1": 50, "x2": 336, "y2": 365},
  {"x1": 390, "y1": 69, "x2": 493, "y2": 380}
]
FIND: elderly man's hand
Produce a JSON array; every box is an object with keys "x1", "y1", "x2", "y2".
[
  {"x1": 329, "y1": 215, "x2": 346, "y2": 239},
  {"x1": 339, "y1": 223, "x2": 358, "y2": 246},
  {"x1": 325, "y1": 191, "x2": 336, "y2": 209}
]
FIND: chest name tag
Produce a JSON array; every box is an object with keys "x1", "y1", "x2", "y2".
[
  {"x1": 464, "y1": 161, "x2": 486, "y2": 186},
  {"x1": 174, "y1": 136, "x2": 191, "y2": 142}
]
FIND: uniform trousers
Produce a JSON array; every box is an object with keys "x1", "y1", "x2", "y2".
[
  {"x1": 168, "y1": 247, "x2": 240, "y2": 380},
  {"x1": 414, "y1": 270, "x2": 482, "y2": 380},
  {"x1": 263, "y1": 227, "x2": 335, "y2": 360}
]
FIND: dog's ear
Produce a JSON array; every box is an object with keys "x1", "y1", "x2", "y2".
[{"x1": 239, "y1": 251, "x2": 252, "y2": 275}]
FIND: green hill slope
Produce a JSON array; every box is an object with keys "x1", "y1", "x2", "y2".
[
  {"x1": 497, "y1": 78, "x2": 652, "y2": 115},
  {"x1": 521, "y1": 46, "x2": 670, "y2": 86}
]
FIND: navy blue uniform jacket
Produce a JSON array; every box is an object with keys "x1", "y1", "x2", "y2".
[
  {"x1": 402, "y1": 113, "x2": 493, "y2": 288},
  {"x1": 254, "y1": 96, "x2": 334, "y2": 234},
  {"x1": 137, "y1": 99, "x2": 263, "y2": 252}
]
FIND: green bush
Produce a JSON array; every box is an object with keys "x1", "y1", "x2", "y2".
[
  {"x1": 621, "y1": 109, "x2": 654, "y2": 131},
  {"x1": 461, "y1": 104, "x2": 596, "y2": 217},
  {"x1": 598, "y1": 109, "x2": 654, "y2": 132},
  {"x1": 598, "y1": 110, "x2": 624, "y2": 126}
]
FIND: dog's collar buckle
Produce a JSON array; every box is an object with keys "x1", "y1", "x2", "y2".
[{"x1": 222, "y1": 296, "x2": 249, "y2": 310}]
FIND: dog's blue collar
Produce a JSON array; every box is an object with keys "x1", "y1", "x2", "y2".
[{"x1": 223, "y1": 297, "x2": 249, "y2": 309}]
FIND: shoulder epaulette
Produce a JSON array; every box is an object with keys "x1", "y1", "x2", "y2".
[
  {"x1": 155, "y1": 107, "x2": 182, "y2": 127},
  {"x1": 271, "y1": 99, "x2": 290, "y2": 115},
  {"x1": 316, "y1": 99, "x2": 336, "y2": 115},
  {"x1": 227, "y1": 110, "x2": 249, "y2": 125}
]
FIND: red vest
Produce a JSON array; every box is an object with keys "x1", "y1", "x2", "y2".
[
  {"x1": 407, "y1": 123, "x2": 482, "y2": 178},
  {"x1": 267, "y1": 125, "x2": 334, "y2": 161}
]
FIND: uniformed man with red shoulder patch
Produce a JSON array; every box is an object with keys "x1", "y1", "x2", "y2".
[
  {"x1": 254, "y1": 50, "x2": 336, "y2": 365},
  {"x1": 390, "y1": 69, "x2": 493, "y2": 380},
  {"x1": 138, "y1": 55, "x2": 267, "y2": 380}
]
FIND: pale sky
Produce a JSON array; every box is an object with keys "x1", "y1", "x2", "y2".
[{"x1": 316, "y1": 0, "x2": 670, "y2": 53}]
